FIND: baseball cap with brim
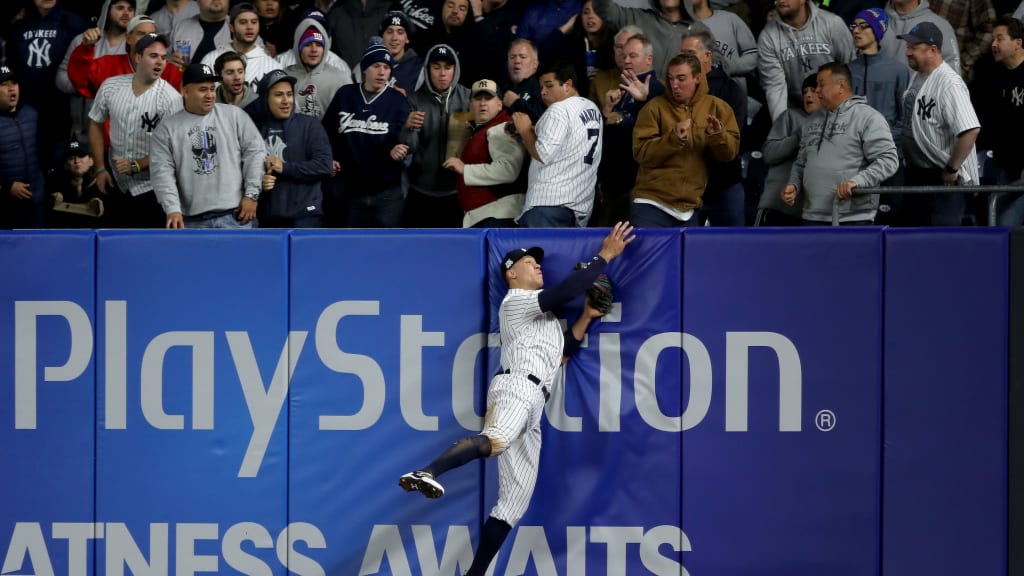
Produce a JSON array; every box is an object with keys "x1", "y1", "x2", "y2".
[
  {"x1": 182, "y1": 63, "x2": 219, "y2": 86},
  {"x1": 134, "y1": 33, "x2": 169, "y2": 55},
  {"x1": 127, "y1": 15, "x2": 155, "y2": 35},
  {"x1": 0, "y1": 65, "x2": 15, "y2": 84},
  {"x1": 260, "y1": 69, "x2": 297, "y2": 94},
  {"x1": 502, "y1": 247, "x2": 544, "y2": 272},
  {"x1": 897, "y1": 21, "x2": 942, "y2": 47},
  {"x1": 471, "y1": 79, "x2": 499, "y2": 98},
  {"x1": 65, "y1": 140, "x2": 90, "y2": 158}
]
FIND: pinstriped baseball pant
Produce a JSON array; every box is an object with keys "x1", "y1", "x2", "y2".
[{"x1": 480, "y1": 374, "x2": 546, "y2": 526}]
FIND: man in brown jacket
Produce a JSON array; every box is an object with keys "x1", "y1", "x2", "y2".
[{"x1": 631, "y1": 51, "x2": 739, "y2": 227}]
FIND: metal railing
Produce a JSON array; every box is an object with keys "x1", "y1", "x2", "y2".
[{"x1": 830, "y1": 184, "x2": 1024, "y2": 226}]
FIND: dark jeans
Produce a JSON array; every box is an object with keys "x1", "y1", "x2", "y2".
[
  {"x1": 896, "y1": 165, "x2": 964, "y2": 227},
  {"x1": 801, "y1": 219, "x2": 873, "y2": 226},
  {"x1": 629, "y1": 201, "x2": 701, "y2": 228},
  {"x1": 109, "y1": 188, "x2": 167, "y2": 228},
  {"x1": 260, "y1": 215, "x2": 323, "y2": 228},
  {"x1": 700, "y1": 182, "x2": 745, "y2": 226},
  {"x1": 518, "y1": 205, "x2": 576, "y2": 227},
  {"x1": 345, "y1": 185, "x2": 405, "y2": 228},
  {"x1": 403, "y1": 189, "x2": 463, "y2": 228},
  {"x1": 471, "y1": 217, "x2": 518, "y2": 228}
]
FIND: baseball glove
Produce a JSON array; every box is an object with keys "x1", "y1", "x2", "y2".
[
  {"x1": 576, "y1": 261, "x2": 613, "y2": 314},
  {"x1": 587, "y1": 273, "x2": 614, "y2": 314}
]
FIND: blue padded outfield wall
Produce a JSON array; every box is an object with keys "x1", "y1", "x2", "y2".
[{"x1": 0, "y1": 228, "x2": 1008, "y2": 576}]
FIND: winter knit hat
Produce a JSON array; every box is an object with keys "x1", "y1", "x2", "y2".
[
  {"x1": 853, "y1": 8, "x2": 889, "y2": 42},
  {"x1": 361, "y1": 42, "x2": 393, "y2": 71},
  {"x1": 298, "y1": 27, "x2": 325, "y2": 51},
  {"x1": 379, "y1": 11, "x2": 412, "y2": 35}
]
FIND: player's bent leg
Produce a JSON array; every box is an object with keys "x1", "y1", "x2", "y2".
[{"x1": 426, "y1": 435, "x2": 493, "y2": 477}]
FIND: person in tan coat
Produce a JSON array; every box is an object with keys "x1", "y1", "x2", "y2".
[{"x1": 631, "y1": 51, "x2": 739, "y2": 227}]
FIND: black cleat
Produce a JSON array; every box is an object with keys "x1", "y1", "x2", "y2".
[{"x1": 399, "y1": 471, "x2": 445, "y2": 498}]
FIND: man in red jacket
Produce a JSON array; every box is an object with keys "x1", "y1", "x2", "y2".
[
  {"x1": 68, "y1": 15, "x2": 183, "y2": 99},
  {"x1": 443, "y1": 78, "x2": 527, "y2": 227}
]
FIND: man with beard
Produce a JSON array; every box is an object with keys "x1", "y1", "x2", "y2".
[
  {"x1": 214, "y1": 51, "x2": 257, "y2": 107},
  {"x1": 170, "y1": 0, "x2": 230, "y2": 67},
  {"x1": 445, "y1": 78, "x2": 526, "y2": 227},
  {"x1": 200, "y1": 3, "x2": 282, "y2": 88},
  {"x1": 897, "y1": 21, "x2": 980, "y2": 226},
  {"x1": 283, "y1": 20, "x2": 353, "y2": 119},
  {"x1": 88, "y1": 33, "x2": 183, "y2": 227},
  {"x1": 757, "y1": 0, "x2": 855, "y2": 121},
  {"x1": 57, "y1": 0, "x2": 136, "y2": 95},
  {"x1": 151, "y1": 62, "x2": 266, "y2": 228}
]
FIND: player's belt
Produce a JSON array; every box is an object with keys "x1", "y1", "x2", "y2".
[{"x1": 498, "y1": 369, "x2": 549, "y2": 401}]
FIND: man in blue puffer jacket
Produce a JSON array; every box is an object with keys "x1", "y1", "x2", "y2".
[
  {"x1": 245, "y1": 69, "x2": 333, "y2": 228},
  {"x1": 0, "y1": 66, "x2": 46, "y2": 229}
]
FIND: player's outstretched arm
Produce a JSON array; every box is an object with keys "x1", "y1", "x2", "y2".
[
  {"x1": 597, "y1": 221, "x2": 635, "y2": 263},
  {"x1": 538, "y1": 222, "x2": 635, "y2": 314}
]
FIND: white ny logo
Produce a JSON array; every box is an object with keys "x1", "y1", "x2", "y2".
[{"x1": 27, "y1": 38, "x2": 51, "y2": 68}]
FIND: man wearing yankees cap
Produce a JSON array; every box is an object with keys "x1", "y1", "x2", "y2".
[
  {"x1": 400, "y1": 221, "x2": 635, "y2": 576},
  {"x1": 150, "y1": 62, "x2": 266, "y2": 228}
]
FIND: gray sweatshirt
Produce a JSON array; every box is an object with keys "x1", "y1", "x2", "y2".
[
  {"x1": 151, "y1": 103, "x2": 267, "y2": 216},
  {"x1": 881, "y1": 0, "x2": 960, "y2": 76},
  {"x1": 757, "y1": 1, "x2": 856, "y2": 121},
  {"x1": 789, "y1": 95, "x2": 899, "y2": 223},
  {"x1": 592, "y1": 0, "x2": 707, "y2": 81}
]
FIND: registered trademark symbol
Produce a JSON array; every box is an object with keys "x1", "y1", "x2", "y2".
[{"x1": 815, "y1": 410, "x2": 836, "y2": 431}]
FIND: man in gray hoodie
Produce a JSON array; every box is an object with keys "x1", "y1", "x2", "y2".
[
  {"x1": 400, "y1": 44, "x2": 471, "y2": 227},
  {"x1": 284, "y1": 16, "x2": 353, "y2": 119},
  {"x1": 151, "y1": 63, "x2": 267, "y2": 228},
  {"x1": 592, "y1": 0, "x2": 709, "y2": 79},
  {"x1": 880, "y1": 0, "x2": 960, "y2": 75},
  {"x1": 757, "y1": 0, "x2": 855, "y2": 121},
  {"x1": 782, "y1": 62, "x2": 898, "y2": 224}
]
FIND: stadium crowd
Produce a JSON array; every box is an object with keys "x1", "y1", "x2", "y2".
[{"x1": 1, "y1": 0, "x2": 1022, "y2": 229}]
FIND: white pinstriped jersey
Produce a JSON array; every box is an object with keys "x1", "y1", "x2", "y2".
[
  {"x1": 89, "y1": 74, "x2": 183, "y2": 196},
  {"x1": 498, "y1": 289, "x2": 563, "y2": 386},
  {"x1": 904, "y1": 61, "x2": 980, "y2": 184},
  {"x1": 524, "y1": 95, "x2": 603, "y2": 226}
]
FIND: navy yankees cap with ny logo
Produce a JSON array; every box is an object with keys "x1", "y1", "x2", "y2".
[{"x1": 502, "y1": 247, "x2": 545, "y2": 271}]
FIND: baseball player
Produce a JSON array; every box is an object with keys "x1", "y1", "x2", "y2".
[
  {"x1": 512, "y1": 61, "x2": 604, "y2": 227},
  {"x1": 400, "y1": 221, "x2": 635, "y2": 576}
]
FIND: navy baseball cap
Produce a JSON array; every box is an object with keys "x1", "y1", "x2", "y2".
[
  {"x1": 897, "y1": 21, "x2": 942, "y2": 47},
  {"x1": 134, "y1": 32, "x2": 169, "y2": 55},
  {"x1": 260, "y1": 69, "x2": 297, "y2": 94},
  {"x1": 0, "y1": 65, "x2": 17, "y2": 83},
  {"x1": 501, "y1": 247, "x2": 544, "y2": 272},
  {"x1": 65, "y1": 139, "x2": 90, "y2": 158},
  {"x1": 182, "y1": 63, "x2": 219, "y2": 86}
]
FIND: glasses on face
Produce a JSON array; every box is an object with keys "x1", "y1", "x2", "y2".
[{"x1": 848, "y1": 22, "x2": 871, "y2": 31}]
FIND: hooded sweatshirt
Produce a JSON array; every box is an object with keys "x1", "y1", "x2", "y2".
[
  {"x1": 282, "y1": 18, "x2": 353, "y2": 119},
  {"x1": 9, "y1": 0, "x2": 89, "y2": 103},
  {"x1": 150, "y1": 103, "x2": 267, "y2": 216},
  {"x1": 881, "y1": 0, "x2": 960, "y2": 76},
  {"x1": 848, "y1": 52, "x2": 909, "y2": 145},
  {"x1": 244, "y1": 76, "x2": 333, "y2": 220},
  {"x1": 400, "y1": 44, "x2": 471, "y2": 197},
  {"x1": 274, "y1": 15, "x2": 354, "y2": 98},
  {"x1": 757, "y1": 1, "x2": 856, "y2": 120},
  {"x1": 632, "y1": 76, "x2": 740, "y2": 211},
  {"x1": 760, "y1": 104, "x2": 813, "y2": 217},
  {"x1": 56, "y1": 0, "x2": 129, "y2": 95},
  {"x1": 592, "y1": 0, "x2": 707, "y2": 82},
  {"x1": 788, "y1": 94, "x2": 899, "y2": 222}
]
